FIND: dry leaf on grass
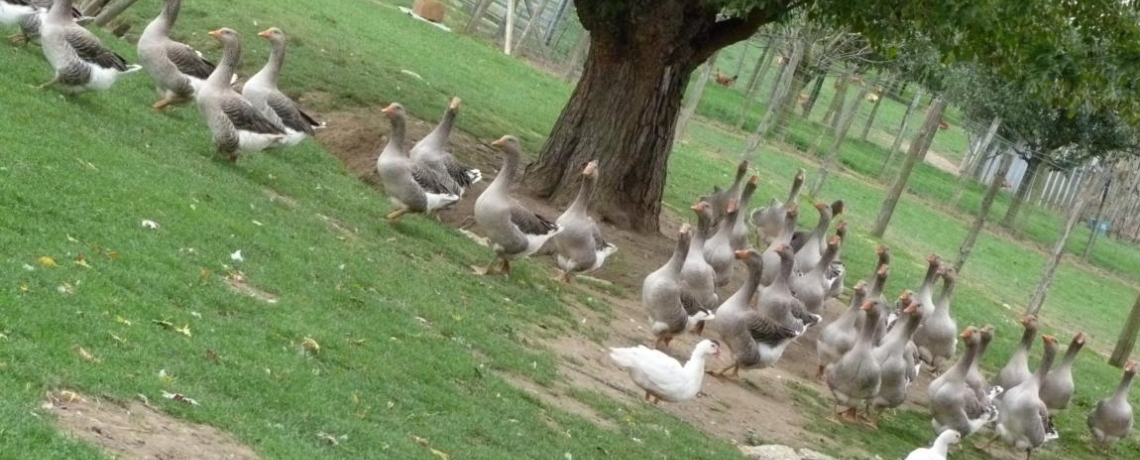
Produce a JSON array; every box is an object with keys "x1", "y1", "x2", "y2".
[
  {"x1": 302, "y1": 337, "x2": 320, "y2": 354},
  {"x1": 161, "y1": 391, "x2": 200, "y2": 406},
  {"x1": 38, "y1": 256, "x2": 57, "y2": 267},
  {"x1": 75, "y1": 347, "x2": 100, "y2": 363}
]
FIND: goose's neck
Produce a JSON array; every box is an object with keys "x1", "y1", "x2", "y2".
[
  {"x1": 739, "y1": 183, "x2": 757, "y2": 210},
  {"x1": 1015, "y1": 327, "x2": 1037, "y2": 355},
  {"x1": 776, "y1": 215, "x2": 796, "y2": 242},
  {"x1": 1058, "y1": 342, "x2": 1083, "y2": 370},
  {"x1": 683, "y1": 351, "x2": 710, "y2": 382},
  {"x1": 976, "y1": 337, "x2": 992, "y2": 364},
  {"x1": 786, "y1": 175, "x2": 803, "y2": 203},
  {"x1": 812, "y1": 243, "x2": 838, "y2": 275},
  {"x1": 207, "y1": 38, "x2": 240, "y2": 88},
  {"x1": 934, "y1": 279, "x2": 956, "y2": 312},
  {"x1": 1033, "y1": 344, "x2": 1058, "y2": 383},
  {"x1": 918, "y1": 263, "x2": 939, "y2": 297},
  {"x1": 567, "y1": 175, "x2": 595, "y2": 217},
  {"x1": 947, "y1": 340, "x2": 978, "y2": 379},
  {"x1": 48, "y1": 0, "x2": 74, "y2": 21},
  {"x1": 853, "y1": 310, "x2": 879, "y2": 350},
  {"x1": 692, "y1": 214, "x2": 711, "y2": 247},
  {"x1": 488, "y1": 147, "x2": 519, "y2": 194},
  {"x1": 385, "y1": 115, "x2": 407, "y2": 156},
  {"x1": 259, "y1": 38, "x2": 286, "y2": 87},
  {"x1": 931, "y1": 435, "x2": 953, "y2": 456},
  {"x1": 144, "y1": 0, "x2": 180, "y2": 36},
  {"x1": 1112, "y1": 372, "x2": 1135, "y2": 401},
  {"x1": 666, "y1": 235, "x2": 690, "y2": 273},
  {"x1": 771, "y1": 255, "x2": 794, "y2": 291},
  {"x1": 810, "y1": 210, "x2": 832, "y2": 239}
]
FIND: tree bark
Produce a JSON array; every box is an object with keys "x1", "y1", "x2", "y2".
[
  {"x1": 822, "y1": 65, "x2": 854, "y2": 127},
  {"x1": 1110, "y1": 292, "x2": 1140, "y2": 367},
  {"x1": 1002, "y1": 154, "x2": 1043, "y2": 227},
  {"x1": 742, "y1": 38, "x2": 805, "y2": 160},
  {"x1": 737, "y1": 42, "x2": 774, "y2": 128},
  {"x1": 504, "y1": 0, "x2": 517, "y2": 54},
  {"x1": 514, "y1": 0, "x2": 552, "y2": 51},
  {"x1": 92, "y1": 0, "x2": 139, "y2": 27},
  {"x1": 800, "y1": 72, "x2": 827, "y2": 117},
  {"x1": 880, "y1": 88, "x2": 924, "y2": 178},
  {"x1": 952, "y1": 116, "x2": 1002, "y2": 206},
  {"x1": 860, "y1": 74, "x2": 890, "y2": 141},
  {"x1": 871, "y1": 97, "x2": 946, "y2": 237},
  {"x1": 810, "y1": 79, "x2": 872, "y2": 196},
  {"x1": 81, "y1": 0, "x2": 111, "y2": 16},
  {"x1": 733, "y1": 39, "x2": 750, "y2": 77},
  {"x1": 1025, "y1": 166, "x2": 1107, "y2": 316},
  {"x1": 953, "y1": 151, "x2": 1014, "y2": 273},
  {"x1": 675, "y1": 51, "x2": 720, "y2": 138},
  {"x1": 524, "y1": 0, "x2": 790, "y2": 232}
]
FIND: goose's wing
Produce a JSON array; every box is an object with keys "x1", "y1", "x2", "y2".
[
  {"x1": 410, "y1": 162, "x2": 460, "y2": 196},
  {"x1": 221, "y1": 97, "x2": 286, "y2": 135},
  {"x1": 64, "y1": 28, "x2": 129, "y2": 71},
  {"x1": 509, "y1": 204, "x2": 559, "y2": 236},
  {"x1": 164, "y1": 42, "x2": 215, "y2": 80},
  {"x1": 744, "y1": 311, "x2": 800, "y2": 343},
  {"x1": 679, "y1": 290, "x2": 705, "y2": 316},
  {"x1": 592, "y1": 225, "x2": 612, "y2": 251},
  {"x1": 266, "y1": 92, "x2": 318, "y2": 133}
]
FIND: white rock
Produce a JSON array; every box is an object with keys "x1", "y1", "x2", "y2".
[
  {"x1": 798, "y1": 448, "x2": 837, "y2": 460},
  {"x1": 739, "y1": 444, "x2": 800, "y2": 460}
]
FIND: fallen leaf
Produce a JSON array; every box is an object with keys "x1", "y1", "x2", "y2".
[
  {"x1": 17, "y1": 283, "x2": 28, "y2": 293},
  {"x1": 108, "y1": 251, "x2": 119, "y2": 260},
  {"x1": 175, "y1": 324, "x2": 192, "y2": 337},
  {"x1": 205, "y1": 349, "x2": 219, "y2": 361},
  {"x1": 109, "y1": 333, "x2": 126, "y2": 344},
  {"x1": 115, "y1": 315, "x2": 132, "y2": 326},
  {"x1": 158, "y1": 369, "x2": 176, "y2": 385},
  {"x1": 161, "y1": 391, "x2": 200, "y2": 406},
  {"x1": 152, "y1": 319, "x2": 174, "y2": 330},
  {"x1": 38, "y1": 256, "x2": 57, "y2": 267},
  {"x1": 230, "y1": 250, "x2": 244, "y2": 262},
  {"x1": 22, "y1": 264, "x2": 34, "y2": 271},
  {"x1": 302, "y1": 337, "x2": 320, "y2": 354},
  {"x1": 56, "y1": 283, "x2": 74, "y2": 295},
  {"x1": 347, "y1": 338, "x2": 366, "y2": 346},
  {"x1": 430, "y1": 448, "x2": 450, "y2": 460},
  {"x1": 140, "y1": 219, "x2": 159, "y2": 230},
  {"x1": 317, "y1": 432, "x2": 339, "y2": 445},
  {"x1": 74, "y1": 258, "x2": 90, "y2": 269}
]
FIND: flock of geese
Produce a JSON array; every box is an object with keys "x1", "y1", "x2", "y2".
[{"x1": 2, "y1": 0, "x2": 1135, "y2": 459}]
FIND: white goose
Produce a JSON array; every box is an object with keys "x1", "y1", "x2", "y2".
[
  {"x1": 37, "y1": 0, "x2": 141, "y2": 93},
  {"x1": 610, "y1": 339, "x2": 720, "y2": 404},
  {"x1": 905, "y1": 430, "x2": 961, "y2": 460}
]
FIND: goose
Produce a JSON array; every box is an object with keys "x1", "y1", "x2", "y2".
[
  {"x1": 243, "y1": 27, "x2": 324, "y2": 144},
  {"x1": 793, "y1": 202, "x2": 834, "y2": 273},
  {"x1": 710, "y1": 249, "x2": 803, "y2": 379},
  {"x1": 1039, "y1": 332, "x2": 1086, "y2": 413},
  {"x1": 966, "y1": 325, "x2": 1003, "y2": 405},
  {"x1": 702, "y1": 199, "x2": 739, "y2": 287},
  {"x1": 996, "y1": 316, "x2": 1039, "y2": 392},
  {"x1": 825, "y1": 300, "x2": 882, "y2": 426},
  {"x1": 914, "y1": 254, "x2": 941, "y2": 319},
  {"x1": 905, "y1": 430, "x2": 961, "y2": 460},
  {"x1": 137, "y1": 0, "x2": 217, "y2": 111},
  {"x1": 790, "y1": 200, "x2": 843, "y2": 254},
  {"x1": 758, "y1": 244, "x2": 820, "y2": 329},
  {"x1": 914, "y1": 267, "x2": 959, "y2": 374},
  {"x1": 1086, "y1": 360, "x2": 1135, "y2": 445},
  {"x1": 37, "y1": 0, "x2": 141, "y2": 93},
  {"x1": 729, "y1": 175, "x2": 760, "y2": 251},
  {"x1": 644, "y1": 224, "x2": 713, "y2": 348},
  {"x1": 610, "y1": 339, "x2": 721, "y2": 404},
  {"x1": 375, "y1": 103, "x2": 459, "y2": 221},
  {"x1": 552, "y1": 160, "x2": 617, "y2": 282},
  {"x1": 871, "y1": 300, "x2": 922, "y2": 418},
  {"x1": 825, "y1": 220, "x2": 848, "y2": 299},
  {"x1": 991, "y1": 335, "x2": 1059, "y2": 460},
  {"x1": 194, "y1": 28, "x2": 287, "y2": 161},
  {"x1": 816, "y1": 280, "x2": 867, "y2": 379},
  {"x1": 864, "y1": 260, "x2": 892, "y2": 345},
  {"x1": 759, "y1": 205, "x2": 798, "y2": 286},
  {"x1": 929, "y1": 327, "x2": 998, "y2": 438},
  {"x1": 751, "y1": 168, "x2": 803, "y2": 245},
  {"x1": 680, "y1": 202, "x2": 718, "y2": 309},
  {"x1": 789, "y1": 235, "x2": 840, "y2": 315},
  {"x1": 410, "y1": 98, "x2": 482, "y2": 192},
  {"x1": 2, "y1": 0, "x2": 86, "y2": 44},
  {"x1": 471, "y1": 135, "x2": 561, "y2": 275},
  {"x1": 701, "y1": 159, "x2": 748, "y2": 233}
]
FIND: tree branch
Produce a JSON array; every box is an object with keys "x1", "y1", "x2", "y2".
[{"x1": 694, "y1": 0, "x2": 808, "y2": 60}]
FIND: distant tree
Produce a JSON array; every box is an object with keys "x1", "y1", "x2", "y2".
[{"x1": 521, "y1": 0, "x2": 1140, "y2": 232}]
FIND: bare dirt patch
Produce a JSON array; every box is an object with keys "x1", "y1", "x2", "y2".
[
  {"x1": 45, "y1": 391, "x2": 260, "y2": 460},
  {"x1": 223, "y1": 272, "x2": 279, "y2": 304}
]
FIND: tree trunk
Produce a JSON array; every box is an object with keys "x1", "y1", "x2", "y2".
[
  {"x1": 1025, "y1": 166, "x2": 1107, "y2": 316},
  {"x1": 92, "y1": 0, "x2": 139, "y2": 27},
  {"x1": 733, "y1": 39, "x2": 750, "y2": 77},
  {"x1": 465, "y1": 0, "x2": 495, "y2": 34},
  {"x1": 952, "y1": 116, "x2": 1002, "y2": 206},
  {"x1": 561, "y1": 33, "x2": 589, "y2": 82},
  {"x1": 524, "y1": 0, "x2": 783, "y2": 232},
  {"x1": 871, "y1": 97, "x2": 946, "y2": 237},
  {"x1": 1110, "y1": 292, "x2": 1140, "y2": 367},
  {"x1": 860, "y1": 74, "x2": 890, "y2": 141},
  {"x1": 742, "y1": 38, "x2": 805, "y2": 160},
  {"x1": 514, "y1": 0, "x2": 552, "y2": 51},
  {"x1": 675, "y1": 51, "x2": 720, "y2": 138},
  {"x1": 822, "y1": 65, "x2": 854, "y2": 126},
  {"x1": 1081, "y1": 173, "x2": 1113, "y2": 261},
  {"x1": 810, "y1": 79, "x2": 872, "y2": 196},
  {"x1": 1002, "y1": 154, "x2": 1042, "y2": 228},
  {"x1": 737, "y1": 43, "x2": 773, "y2": 128},
  {"x1": 82, "y1": 0, "x2": 111, "y2": 16},
  {"x1": 800, "y1": 73, "x2": 827, "y2": 117},
  {"x1": 880, "y1": 88, "x2": 924, "y2": 178},
  {"x1": 953, "y1": 151, "x2": 1014, "y2": 273},
  {"x1": 504, "y1": 0, "x2": 517, "y2": 54}
]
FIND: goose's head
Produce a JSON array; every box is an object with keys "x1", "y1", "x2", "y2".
[
  {"x1": 381, "y1": 102, "x2": 406, "y2": 118},
  {"x1": 257, "y1": 27, "x2": 286, "y2": 43},
  {"x1": 491, "y1": 135, "x2": 521, "y2": 151},
  {"x1": 696, "y1": 339, "x2": 722, "y2": 359},
  {"x1": 207, "y1": 27, "x2": 240, "y2": 44}
]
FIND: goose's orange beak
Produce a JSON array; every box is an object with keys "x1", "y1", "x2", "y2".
[
  {"x1": 208, "y1": 29, "x2": 223, "y2": 39},
  {"x1": 258, "y1": 29, "x2": 272, "y2": 38},
  {"x1": 381, "y1": 104, "x2": 398, "y2": 114}
]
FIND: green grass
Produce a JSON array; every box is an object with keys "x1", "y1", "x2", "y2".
[{"x1": 2, "y1": 1, "x2": 1139, "y2": 459}]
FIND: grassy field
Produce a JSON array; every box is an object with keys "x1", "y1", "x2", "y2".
[{"x1": 1, "y1": 0, "x2": 1138, "y2": 459}]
